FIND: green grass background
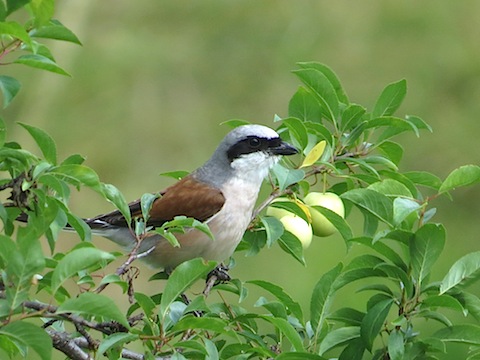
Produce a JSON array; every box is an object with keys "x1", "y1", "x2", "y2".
[{"x1": 3, "y1": 1, "x2": 480, "y2": 358}]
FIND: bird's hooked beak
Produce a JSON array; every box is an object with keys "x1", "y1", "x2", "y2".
[{"x1": 269, "y1": 140, "x2": 298, "y2": 156}]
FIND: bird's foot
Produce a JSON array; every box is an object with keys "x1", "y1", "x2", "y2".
[{"x1": 203, "y1": 264, "x2": 230, "y2": 297}]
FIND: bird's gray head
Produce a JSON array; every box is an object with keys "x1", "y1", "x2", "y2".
[{"x1": 196, "y1": 124, "x2": 298, "y2": 186}]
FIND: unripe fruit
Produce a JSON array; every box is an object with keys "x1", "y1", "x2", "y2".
[
  {"x1": 266, "y1": 198, "x2": 313, "y2": 248},
  {"x1": 304, "y1": 192, "x2": 345, "y2": 237},
  {"x1": 280, "y1": 214, "x2": 313, "y2": 249},
  {"x1": 266, "y1": 199, "x2": 293, "y2": 219}
]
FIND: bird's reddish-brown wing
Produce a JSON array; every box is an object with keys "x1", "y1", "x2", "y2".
[{"x1": 90, "y1": 176, "x2": 225, "y2": 228}]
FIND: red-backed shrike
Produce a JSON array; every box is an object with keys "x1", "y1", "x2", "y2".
[
  {"x1": 88, "y1": 125, "x2": 298, "y2": 271},
  {"x1": 30, "y1": 125, "x2": 298, "y2": 271}
]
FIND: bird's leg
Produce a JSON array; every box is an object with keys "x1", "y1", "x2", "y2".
[{"x1": 203, "y1": 264, "x2": 231, "y2": 297}]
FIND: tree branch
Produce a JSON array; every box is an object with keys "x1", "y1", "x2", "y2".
[{"x1": 47, "y1": 330, "x2": 92, "y2": 360}]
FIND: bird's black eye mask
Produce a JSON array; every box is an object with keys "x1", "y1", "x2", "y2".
[{"x1": 227, "y1": 136, "x2": 283, "y2": 162}]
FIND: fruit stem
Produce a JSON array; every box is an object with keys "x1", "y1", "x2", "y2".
[{"x1": 322, "y1": 173, "x2": 327, "y2": 194}]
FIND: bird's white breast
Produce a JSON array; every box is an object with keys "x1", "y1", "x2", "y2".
[{"x1": 136, "y1": 175, "x2": 262, "y2": 270}]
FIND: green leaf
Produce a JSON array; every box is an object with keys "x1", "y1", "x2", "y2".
[
  {"x1": 18, "y1": 122, "x2": 57, "y2": 164},
  {"x1": 305, "y1": 122, "x2": 334, "y2": 146},
  {"x1": 276, "y1": 352, "x2": 327, "y2": 360},
  {"x1": 310, "y1": 206, "x2": 353, "y2": 241},
  {"x1": 159, "y1": 170, "x2": 189, "y2": 180},
  {"x1": 360, "y1": 298, "x2": 394, "y2": 351},
  {"x1": 51, "y1": 164, "x2": 102, "y2": 191},
  {"x1": 51, "y1": 247, "x2": 115, "y2": 292},
  {"x1": 366, "y1": 116, "x2": 419, "y2": 139},
  {"x1": 341, "y1": 188, "x2": 393, "y2": 226},
  {"x1": 0, "y1": 332, "x2": 21, "y2": 358},
  {"x1": 421, "y1": 294, "x2": 466, "y2": 314},
  {"x1": 0, "y1": 235, "x2": 44, "y2": 311},
  {"x1": 260, "y1": 316, "x2": 304, "y2": 352},
  {"x1": 220, "y1": 118, "x2": 251, "y2": 128},
  {"x1": 288, "y1": 86, "x2": 322, "y2": 123},
  {"x1": 0, "y1": 75, "x2": 21, "y2": 108},
  {"x1": 439, "y1": 165, "x2": 480, "y2": 194},
  {"x1": 404, "y1": 171, "x2": 442, "y2": 190},
  {"x1": 340, "y1": 121, "x2": 366, "y2": 148},
  {"x1": 176, "y1": 340, "x2": 209, "y2": 356},
  {"x1": 368, "y1": 179, "x2": 412, "y2": 198},
  {"x1": 260, "y1": 216, "x2": 284, "y2": 247},
  {"x1": 278, "y1": 230, "x2": 305, "y2": 266},
  {"x1": 134, "y1": 292, "x2": 156, "y2": 318},
  {"x1": 204, "y1": 338, "x2": 219, "y2": 360},
  {"x1": 434, "y1": 324, "x2": 480, "y2": 345},
  {"x1": 311, "y1": 263, "x2": 343, "y2": 339},
  {"x1": 239, "y1": 229, "x2": 267, "y2": 257},
  {"x1": 341, "y1": 104, "x2": 366, "y2": 131},
  {"x1": 0, "y1": 147, "x2": 34, "y2": 170},
  {"x1": 410, "y1": 223, "x2": 445, "y2": 284},
  {"x1": 334, "y1": 255, "x2": 387, "y2": 290},
  {"x1": 30, "y1": 24, "x2": 82, "y2": 44},
  {"x1": 297, "y1": 62, "x2": 349, "y2": 104},
  {"x1": 5, "y1": 0, "x2": 29, "y2": 15},
  {"x1": 417, "y1": 309, "x2": 452, "y2": 327},
  {"x1": 14, "y1": 54, "x2": 70, "y2": 76},
  {"x1": 140, "y1": 192, "x2": 158, "y2": 222},
  {"x1": 387, "y1": 329, "x2": 404, "y2": 360},
  {"x1": 271, "y1": 164, "x2": 305, "y2": 191},
  {"x1": 0, "y1": 117, "x2": 6, "y2": 147},
  {"x1": 61, "y1": 153, "x2": 86, "y2": 165},
  {"x1": 172, "y1": 317, "x2": 230, "y2": 334},
  {"x1": 0, "y1": 21, "x2": 32, "y2": 47},
  {"x1": 452, "y1": 291, "x2": 480, "y2": 321},
  {"x1": 319, "y1": 326, "x2": 360, "y2": 356},
  {"x1": 328, "y1": 307, "x2": 365, "y2": 326},
  {"x1": 247, "y1": 280, "x2": 303, "y2": 321},
  {"x1": 101, "y1": 183, "x2": 131, "y2": 226},
  {"x1": 376, "y1": 264, "x2": 412, "y2": 297},
  {"x1": 338, "y1": 338, "x2": 365, "y2": 360},
  {"x1": 159, "y1": 258, "x2": 217, "y2": 319},
  {"x1": 158, "y1": 216, "x2": 214, "y2": 243},
  {"x1": 255, "y1": 298, "x2": 288, "y2": 319},
  {"x1": 282, "y1": 117, "x2": 309, "y2": 149},
  {"x1": 96, "y1": 333, "x2": 139, "y2": 360},
  {"x1": 405, "y1": 114, "x2": 432, "y2": 132},
  {"x1": 393, "y1": 197, "x2": 421, "y2": 226},
  {"x1": 221, "y1": 344, "x2": 271, "y2": 359},
  {"x1": 372, "y1": 79, "x2": 407, "y2": 118},
  {"x1": 363, "y1": 155, "x2": 398, "y2": 172},
  {"x1": 0, "y1": 321, "x2": 52, "y2": 360},
  {"x1": 28, "y1": 0, "x2": 54, "y2": 26},
  {"x1": 171, "y1": 352, "x2": 188, "y2": 360},
  {"x1": 377, "y1": 141, "x2": 403, "y2": 166},
  {"x1": 267, "y1": 199, "x2": 310, "y2": 222},
  {"x1": 58, "y1": 292, "x2": 130, "y2": 328},
  {"x1": 98, "y1": 274, "x2": 127, "y2": 292},
  {"x1": 358, "y1": 283, "x2": 394, "y2": 296},
  {"x1": 293, "y1": 68, "x2": 340, "y2": 123},
  {"x1": 349, "y1": 237, "x2": 407, "y2": 269},
  {"x1": 440, "y1": 251, "x2": 480, "y2": 294}
]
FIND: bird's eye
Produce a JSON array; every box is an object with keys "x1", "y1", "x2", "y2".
[{"x1": 248, "y1": 137, "x2": 261, "y2": 148}]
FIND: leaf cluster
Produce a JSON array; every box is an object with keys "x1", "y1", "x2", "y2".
[
  {"x1": 0, "y1": 5, "x2": 480, "y2": 358},
  {"x1": 0, "y1": 0, "x2": 80, "y2": 108},
  {"x1": 237, "y1": 62, "x2": 480, "y2": 359}
]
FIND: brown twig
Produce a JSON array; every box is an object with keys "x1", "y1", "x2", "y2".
[
  {"x1": 47, "y1": 330, "x2": 93, "y2": 360},
  {"x1": 17, "y1": 299, "x2": 147, "y2": 359}
]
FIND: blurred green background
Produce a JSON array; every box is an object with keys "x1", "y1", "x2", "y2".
[{"x1": 4, "y1": 1, "x2": 480, "y2": 358}]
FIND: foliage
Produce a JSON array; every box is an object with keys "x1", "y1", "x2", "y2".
[{"x1": 1, "y1": 2, "x2": 480, "y2": 360}]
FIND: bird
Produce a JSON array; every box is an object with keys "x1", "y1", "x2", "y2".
[{"x1": 74, "y1": 124, "x2": 298, "y2": 272}]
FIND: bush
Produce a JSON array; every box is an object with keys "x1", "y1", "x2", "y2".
[{"x1": 1, "y1": 2, "x2": 480, "y2": 359}]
